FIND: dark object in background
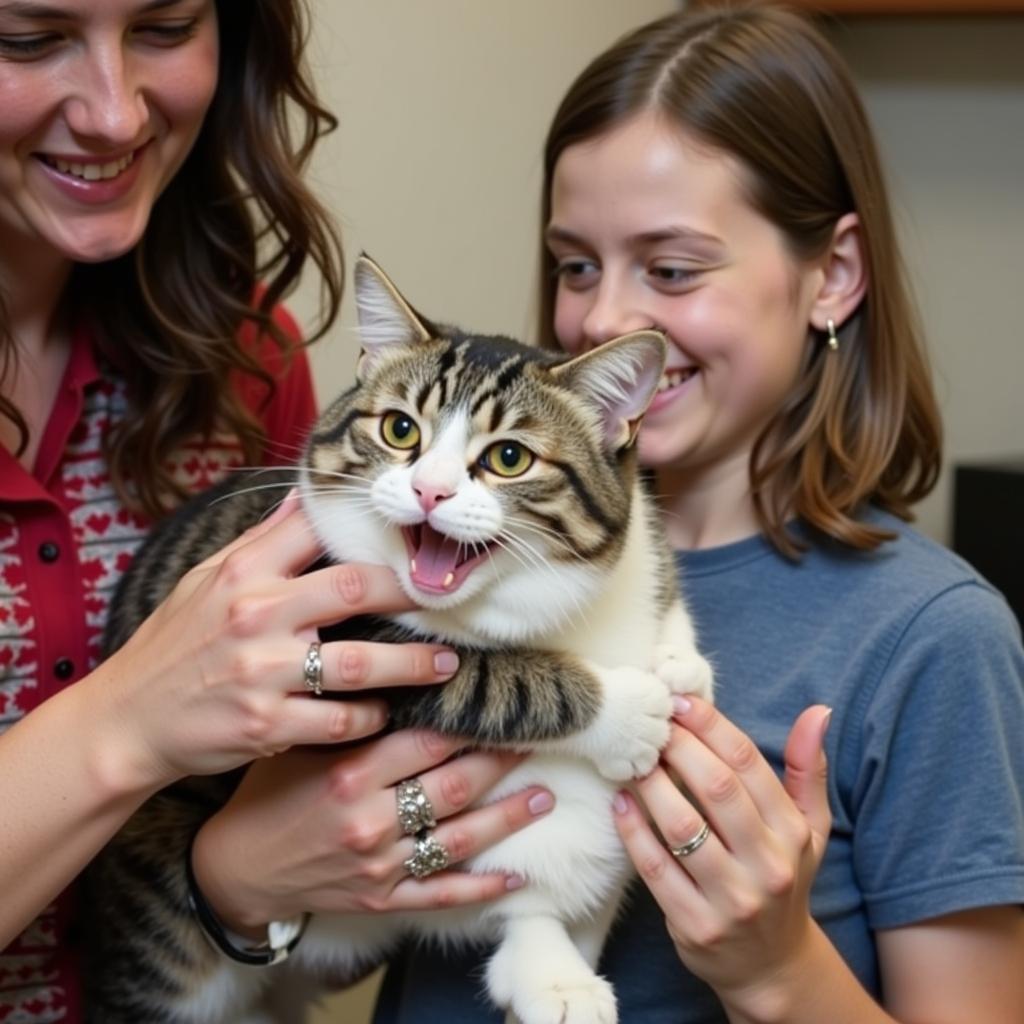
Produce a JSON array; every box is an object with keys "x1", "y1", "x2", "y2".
[{"x1": 953, "y1": 459, "x2": 1024, "y2": 631}]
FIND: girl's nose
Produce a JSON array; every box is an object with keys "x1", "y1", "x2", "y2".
[{"x1": 580, "y1": 285, "x2": 654, "y2": 350}]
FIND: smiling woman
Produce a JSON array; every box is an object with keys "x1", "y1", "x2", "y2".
[
  {"x1": 0, "y1": 0, "x2": 219, "y2": 264},
  {"x1": 0, "y1": 1, "x2": 359, "y2": 1021}
]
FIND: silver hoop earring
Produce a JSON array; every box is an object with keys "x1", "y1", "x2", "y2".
[{"x1": 826, "y1": 318, "x2": 839, "y2": 352}]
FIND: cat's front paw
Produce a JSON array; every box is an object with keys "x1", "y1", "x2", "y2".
[
  {"x1": 653, "y1": 644, "x2": 714, "y2": 702},
  {"x1": 587, "y1": 666, "x2": 672, "y2": 781}
]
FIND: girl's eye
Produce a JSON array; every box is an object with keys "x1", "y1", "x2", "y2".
[
  {"x1": 134, "y1": 19, "x2": 199, "y2": 46},
  {"x1": 380, "y1": 411, "x2": 421, "y2": 451},
  {"x1": 0, "y1": 34, "x2": 60, "y2": 59},
  {"x1": 482, "y1": 441, "x2": 534, "y2": 478},
  {"x1": 554, "y1": 258, "x2": 599, "y2": 289},
  {"x1": 648, "y1": 264, "x2": 699, "y2": 290}
]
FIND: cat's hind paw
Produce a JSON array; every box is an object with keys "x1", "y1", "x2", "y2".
[
  {"x1": 653, "y1": 644, "x2": 714, "y2": 703},
  {"x1": 514, "y1": 976, "x2": 618, "y2": 1024}
]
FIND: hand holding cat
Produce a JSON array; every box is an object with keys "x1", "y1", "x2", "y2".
[
  {"x1": 191, "y1": 730, "x2": 554, "y2": 933},
  {"x1": 91, "y1": 494, "x2": 459, "y2": 790},
  {"x1": 613, "y1": 697, "x2": 833, "y2": 1019}
]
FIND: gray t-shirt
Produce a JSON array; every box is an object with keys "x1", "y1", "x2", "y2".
[{"x1": 374, "y1": 510, "x2": 1024, "y2": 1023}]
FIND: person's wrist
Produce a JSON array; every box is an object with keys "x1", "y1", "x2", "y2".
[
  {"x1": 65, "y1": 667, "x2": 170, "y2": 806},
  {"x1": 717, "y1": 922, "x2": 824, "y2": 1024},
  {"x1": 187, "y1": 827, "x2": 308, "y2": 965},
  {"x1": 190, "y1": 819, "x2": 274, "y2": 939}
]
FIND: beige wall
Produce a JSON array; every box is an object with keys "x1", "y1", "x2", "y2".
[{"x1": 294, "y1": 0, "x2": 672, "y2": 376}]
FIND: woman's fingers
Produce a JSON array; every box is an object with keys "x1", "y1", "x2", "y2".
[
  {"x1": 670, "y1": 697, "x2": 804, "y2": 846},
  {"x1": 276, "y1": 696, "x2": 392, "y2": 749},
  {"x1": 386, "y1": 748, "x2": 530, "y2": 844},
  {"x1": 326, "y1": 730, "x2": 528, "y2": 826},
  {"x1": 636, "y1": 764, "x2": 721, "y2": 864},
  {"x1": 657, "y1": 724, "x2": 767, "y2": 860},
  {"x1": 613, "y1": 788, "x2": 708, "y2": 928},
  {"x1": 315, "y1": 638, "x2": 459, "y2": 693},
  {"x1": 379, "y1": 784, "x2": 555, "y2": 912}
]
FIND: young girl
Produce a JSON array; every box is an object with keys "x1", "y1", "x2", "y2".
[
  {"x1": 372, "y1": 5, "x2": 1024, "y2": 1022},
  {"x1": 0, "y1": 2, "x2": 546, "y2": 1020}
]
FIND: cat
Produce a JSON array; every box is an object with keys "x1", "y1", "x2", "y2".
[{"x1": 84, "y1": 255, "x2": 714, "y2": 1024}]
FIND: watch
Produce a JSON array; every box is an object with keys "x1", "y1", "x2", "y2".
[{"x1": 185, "y1": 832, "x2": 310, "y2": 967}]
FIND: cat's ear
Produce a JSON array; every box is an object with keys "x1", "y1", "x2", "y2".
[
  {"x1": 550, "y1": 330, "x2": 667, "y2": 450},
  {"x1": 354, "y1": 255, "x2": 434, "y2": 379}
]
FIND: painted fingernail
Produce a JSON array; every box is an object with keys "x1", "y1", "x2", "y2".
[
  {"x1": 613, "y1": 791, "x2": 630, "y2": 815},
  {"x1": 505, "y1": 874, "x2": 526, "y2": 890},
  {"x1": 528, "y1": 791, "x2": 554, "y2": 816},
  {"x1": 672, "y1": 695, "x2": 692, "y2": 717},
  {"x1": 433, "y1": 651, "x2": 460, "y2": 676},
  {"x1": 820, "y1": 707, "x2": 834, "y2": 740}
]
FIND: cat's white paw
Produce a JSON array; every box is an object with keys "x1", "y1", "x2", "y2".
[
  {"x1": 514, "y1": 976, "x2": 618, "y2": 1024},
  {"x1": 586, "y1": 666, "x2": 672, "y2": 781},
  {"x1": 653, "y1": 644, "x2": 714, "y2": 702}
]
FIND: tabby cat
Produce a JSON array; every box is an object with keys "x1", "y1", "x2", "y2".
[{"x1": 85, "y1": 256, "x2": 714, "y2": 1024}]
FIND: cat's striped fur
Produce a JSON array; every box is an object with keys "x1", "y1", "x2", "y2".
[{"x1": 84, "y1": 257, "x2": 713, "y2": 1024}]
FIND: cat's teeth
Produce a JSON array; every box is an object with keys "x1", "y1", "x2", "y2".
[
  {"x1": 410, "y1": 558, "x2": 417, "y2": 573},
  {"x1": 443, "y1": 572, "x2": 455, "y2": 588}
]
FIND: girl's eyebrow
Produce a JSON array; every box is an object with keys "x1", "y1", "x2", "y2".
[
  {"x1": 545, "y1": 224, "x2": 724, "y2": 249},
  {"x1": 0, "y1": 0, "x2": 187, "y2": 18}
]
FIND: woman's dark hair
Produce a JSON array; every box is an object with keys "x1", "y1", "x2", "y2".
[
  {"x1": 539, "y1": 3, "x2": 942, "y2": 556},
  {"x1": 1, "y1": 0, "x2": 344, "y2": 517}
]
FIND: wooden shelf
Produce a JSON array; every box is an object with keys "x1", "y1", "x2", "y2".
[{"x1": 693, "y1": 1, "x2": 1024, "y2": 12}]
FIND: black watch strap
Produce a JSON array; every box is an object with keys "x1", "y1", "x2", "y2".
[{"x1": 185, "y1": 832, "x2": 309, "y2": 967}]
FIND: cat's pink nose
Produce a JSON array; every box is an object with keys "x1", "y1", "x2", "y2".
[{"x1": 414, "y1": 483, "x2": 453, "y2": 514}]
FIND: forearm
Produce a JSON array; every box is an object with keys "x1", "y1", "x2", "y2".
[
  {"x1": 0, "y1": 670, "x2": 164, "y2": 947},
  {"x1": 721, "y1": 922, "x2": 898, "y2": 1024}
]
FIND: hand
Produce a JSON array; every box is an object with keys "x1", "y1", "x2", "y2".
[
  {"x1": 90, "y1": 494, "x2": 458, "y2": 789},
  {"x1": 191, "y1": 730, "x2": 555, "y2": 932},
  {"x1": 613, "y1": 697, "x2": 832, "y2": 1011}
]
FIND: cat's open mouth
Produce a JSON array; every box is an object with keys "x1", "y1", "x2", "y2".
[{"x1": 401, "y1": 523, "x2": 495, "y2": 595}]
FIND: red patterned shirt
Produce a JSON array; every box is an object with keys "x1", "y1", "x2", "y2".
[{"x1": 0, "y1": 311, "x2": 317, "y2": 1023}]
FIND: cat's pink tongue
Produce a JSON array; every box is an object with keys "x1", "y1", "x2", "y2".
[{"x1": 409, "y1": 523, "x2": 465, "y2": 593}]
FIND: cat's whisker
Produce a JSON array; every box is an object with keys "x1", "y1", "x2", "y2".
[
  {"x1": 503, "y1": 516, "x2": 583, "y2": 562},
  {"x1": 497, "y1": 531, "x2": 592, "y2": 629},
  {"x1": 208, "y1": 479, "x2": 303, "y2": 508}
]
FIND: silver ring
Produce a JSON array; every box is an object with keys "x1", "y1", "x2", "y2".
[
  {"x1": 303, "y1": 641, "x2": 323, "y2": 697},
  {"x1": 396, "y1": 778, "x2": 437, "y2": 836},
  {"x1": 403, "y1": 832, "x2": 451, "y2": 880},
  {"x1": 671, "y1": 820, "x2": 711, "y2": 859}
]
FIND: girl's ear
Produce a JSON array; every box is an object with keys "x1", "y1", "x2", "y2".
[
  {"x1": 354, "y1": 254, "x2": 433, "y2": 379},
  {"x1": 809, "y1": 212, "x2": 867, "y2": 334}
]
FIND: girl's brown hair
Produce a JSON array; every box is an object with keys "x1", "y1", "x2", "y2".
[
  {"x1": 1, "y1": 0, "x2": 344, "y2": 517},
  {"x1": 539, "y1": 3, "x2": 941, "y2": 556}
]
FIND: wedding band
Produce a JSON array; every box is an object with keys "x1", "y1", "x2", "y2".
[
  {"x1": 403, "y1": 832, "x2": 451, "y2": 880},
  {"x1": 303, "y1": 641, "x2": 323, "y2": 697},
  {"x1": 396, "y1": 778, "x2": 437, "y2": 836},
  {"x1": 671, "y1": 820, "x2": 711, "y2": 859}
]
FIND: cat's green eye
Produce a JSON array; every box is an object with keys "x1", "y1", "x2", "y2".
[
  {"x1": 482, "y1": 441, "x2": 534, "y2": 478},
  {"x1": 380, "y1": 411, "x2": 420, "y2": 450}
]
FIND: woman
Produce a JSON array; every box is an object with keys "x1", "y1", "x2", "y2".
[{"x1": 0, "y1": 3, "x2": 544, "y2": 1020}]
